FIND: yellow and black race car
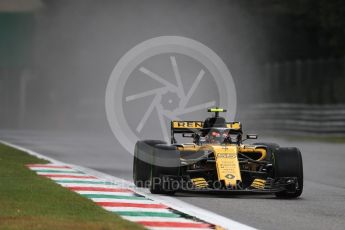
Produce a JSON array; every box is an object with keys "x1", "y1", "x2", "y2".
[{"x1": 133, "y1": 108, "x2": 303, "y2": 198}]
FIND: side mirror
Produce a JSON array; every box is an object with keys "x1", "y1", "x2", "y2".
[
  {"x1": 246, "y1": 134, "x2": 258, "y2": 139},
  {"x1": 182, "y1": 133, "x2": 194, "y2": 138}
]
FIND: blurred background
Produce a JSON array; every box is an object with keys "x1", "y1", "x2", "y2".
[
  {"x1": 2, "y1": 3, "x2": 345, "y2": 228},
  {"x1": 1, "y1": 0, "x2": 345, "y2": 137}
]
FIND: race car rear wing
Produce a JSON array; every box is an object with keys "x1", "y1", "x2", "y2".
[{"x1": 170, "y1": 120, "x2": 242, "y2": 144}]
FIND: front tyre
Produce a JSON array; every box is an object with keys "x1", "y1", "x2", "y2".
[
  {"x1": 149, "y1": 144, "x2": 180, "y2": 194},
  {"x1": 273, "y1": 147, "x2": 303, "y2": 198},
  {"x1": 133, "y1": 140, "x2": 166, "y2": 187}
]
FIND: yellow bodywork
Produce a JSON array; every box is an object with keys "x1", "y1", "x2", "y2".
[
  {"x1": 191, "y1": 177, "x2": 209, "y2": 188},
  {"x1": 172, "y1": 120, "x2": 267, "y2": 187},
  {"x1": 178, "y1": 144, "x2": 267, "y2": 187},
  {"x1": 212, "y1": 145, "x2": 241, "y2": 186},
  {"x1": 251, "y1": 178, "x2": 266, "y2": 189}
]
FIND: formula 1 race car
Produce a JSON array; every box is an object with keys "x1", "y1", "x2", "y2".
[{"x1": 133, "y1": 108, "x2": 303, "y2": 198}]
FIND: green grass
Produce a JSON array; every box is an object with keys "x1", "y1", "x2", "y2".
[{"x1": 0, "y1": 143, "x2": 144, "y2": 230}]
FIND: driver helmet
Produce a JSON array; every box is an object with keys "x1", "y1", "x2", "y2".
[{"x1": 206, "y1": 129, "x2": 228, "y2": 143}]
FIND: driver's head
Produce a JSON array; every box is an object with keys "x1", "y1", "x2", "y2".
[{"x1": 207, "y1": 129, "x2": 227, "y2": 143}]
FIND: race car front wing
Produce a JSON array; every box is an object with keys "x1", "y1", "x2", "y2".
[{"x1": 151, "y1": 175, "x2": 299, "y2": 194}]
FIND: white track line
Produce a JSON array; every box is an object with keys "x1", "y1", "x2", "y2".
[
  {"x1": 1, "y1": 140, "x2": 256, "y2": 230},
  {"x1": 57, "y1": 183, "x2": 119, "y2": 188},
  {"x1": 50, "y1": 178, "x2": 103, "y2": 182},
  {"x1": 29, "y1": 167, "x2": 77, "y2": 172}
]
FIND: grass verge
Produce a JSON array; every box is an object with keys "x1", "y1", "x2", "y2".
[{"x1": 0, "y1": 143, "x2": 144, "y2": 230}]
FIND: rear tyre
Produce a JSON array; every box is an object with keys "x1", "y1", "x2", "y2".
[
  {"x1": 149, "y1": 144, "x2": 180, "y2": 194},
  {"x1": 273, "y1": 147, "x2": 303, "y2": 198},
  {"x1": 254, "y1": 142, "x2": 280, "y2": 160},
  {"x1": 133, "y1": 140, "x2": 166, "y2": 187}
]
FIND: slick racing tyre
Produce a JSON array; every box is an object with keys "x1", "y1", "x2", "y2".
[
  {"x1": 273, "y1": 147, "x2": 303, "y2": 198},
  {"x1": 254, "y1": 142, "x2": 280, "y2": 160},
  {"x1": 133, "y1": 140, "x2": 166, "y2": 187},
  {"x1": 149, "y1": 144, "x2": 180, "y2": 194}
]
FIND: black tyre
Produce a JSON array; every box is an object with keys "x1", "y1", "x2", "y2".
[
  {"x1": 273, "y1": 147, "x2": 303, "y2": 198},
  {"x1": 133, "y1": 140, "x2": 166, "y2": 187},
  {"x1": 254, "y1": 142, "x2": 280, "y2": 160},
  {"x1": 149, "y1": 144, "x2": 180, "y2": 194}
]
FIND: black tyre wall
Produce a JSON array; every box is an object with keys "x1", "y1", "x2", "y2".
[
  {"x1": 150, "y1": 144, "x2": 180, "y2": 194},
  {"x1": 133, "y1": 140, "x2": 166, "y2": 187},
  {"x1": 273, "y1": 147, "x2": 303, "y2": 198},
  {"x1": 152, "y1": 144, "x2": 180, "y2": 171},
  {"x1": 273, "y1": 147, "x2": 303, "y2": 178}
]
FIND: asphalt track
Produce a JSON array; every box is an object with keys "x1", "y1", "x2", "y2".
[{"x1": 1, "y1": 130, "x2": 345, "y2": 230}]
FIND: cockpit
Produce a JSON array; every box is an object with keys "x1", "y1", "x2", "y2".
[{"x1": 170, "y1": 107, "x2": 243, "y2": 145}]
